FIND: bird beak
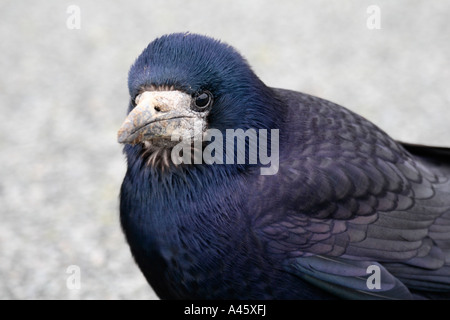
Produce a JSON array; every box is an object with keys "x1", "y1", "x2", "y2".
[{"x1": 118, "y1": 90, "x2": 203, "y2": 145}]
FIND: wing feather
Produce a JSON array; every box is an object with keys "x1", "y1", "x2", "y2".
[{"x1": 252, "y1": 89, "x2": 450, "y2": 298}]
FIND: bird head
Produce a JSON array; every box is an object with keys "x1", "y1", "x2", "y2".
[{"x1": 118, "y1": 33, "x2": 283, "y2": 168}]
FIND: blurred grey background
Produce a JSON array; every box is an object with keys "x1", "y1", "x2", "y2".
[{"x1": 0, "y1": 0, "x2": 449, "y2": 299}]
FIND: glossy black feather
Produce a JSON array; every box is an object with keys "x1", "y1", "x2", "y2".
[
  {"x1": 120, "y1": 33, "x2": 450, "y2": 299},
  {"x1": 250, "y1": 89, "x2": 450, "y2": 298}
]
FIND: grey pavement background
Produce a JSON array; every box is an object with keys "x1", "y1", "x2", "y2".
[{"x1": 0, "y1": 0, "x2": 449, "y2": 299}]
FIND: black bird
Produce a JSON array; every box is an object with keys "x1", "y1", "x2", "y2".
[{"x1": 118, "y1": 33, "x2": 450, "y2": 299}]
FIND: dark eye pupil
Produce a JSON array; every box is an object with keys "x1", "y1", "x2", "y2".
[{"x1": 195, "y1": 92, "x2": 212, "y2": 109}]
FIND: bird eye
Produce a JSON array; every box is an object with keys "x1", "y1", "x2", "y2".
[{"x1": 193, "y1": 91, "x2": 213, "y2": 111}]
